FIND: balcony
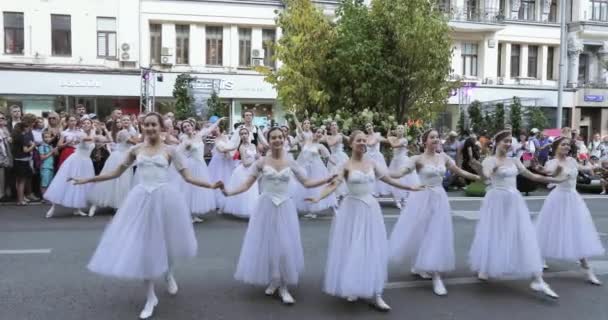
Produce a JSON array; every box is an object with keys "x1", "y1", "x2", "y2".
[{"x1": 442, "y1": 6, "x2": 506, "y2": 32}]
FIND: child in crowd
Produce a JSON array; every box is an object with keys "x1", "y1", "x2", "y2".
[{"x1": 37, "y1": 132, "x2": 57, "y2": 197}]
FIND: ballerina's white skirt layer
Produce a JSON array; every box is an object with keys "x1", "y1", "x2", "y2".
[
  {"x1": 536, "y1": 188, "x2": 605, "y2": 261},
  {"x1": 223, "y1": 164, "x2": 259, "y2": 218},
  {"x1": 177, "y1": 157, "x2": 217, "y2": 215},
  {"x1": 294, "y1": 159, "x2": 336, "y2": 213},
  {"x1": 44, "y1": 153, "x2": 94, "y2": 209},
  {"x1": 89, "y1": 150, "x2": 133, "y2": 209},
  {"x1": 469, "y1": 188, "x2": 543, "y2": 279},
  {"x1": 88, "y1": 183, "x2": 196, "y2": 279},
  {"x1": 365, "y1": 153, "x2": 392, "y2": 196},
  {"x1": 208, "y1": 154, "x2": 234, "y2": 210},
  {"x1": 324, "y1": 196, "x2": 388, "y2": 298},
  {"x1": 389, "y1": 187, "x2": 455, "y2": 272},
  {"x1": 234, "y1": 195, "x2": 304, "y2": 286},
  {"x1": 388, "y1": 156, "x2": 420, "y2": 200}
]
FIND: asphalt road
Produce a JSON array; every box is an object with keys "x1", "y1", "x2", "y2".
[{"x1": 1, "y1": 196, "x2": 608, "y2": 320}]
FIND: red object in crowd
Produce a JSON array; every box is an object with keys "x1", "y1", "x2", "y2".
[
  {"x1": 58, "y1": 146, "x2": 75, "y2": 168},
  {"x1": 542, "y1": 128, "x2": 561, "y2": 138},
  {"x1": 233, "y1": 150, "x2": 240, "y2": 160}
]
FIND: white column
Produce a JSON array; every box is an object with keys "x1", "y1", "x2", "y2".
[
  {"x1": 161, "y1": 23, "x2": 176, "y2": 65},
  {"x1": 540, "y1": 44, "x2": 549, "y2": 81},
  {"x1": 504, "y1": 42, "x2": 512, "y2": 79},
  {"x1": 521, "y1": 44, "x2": 528, "y2": 77},
  {"x1": 252, "y1": 28, "x2": 263, "y2": 51},
  {"x1": 452, "y1": 42, "x2": 462, "y2": 77},
  {"x1": 230, "y1": 25, "x2": 239, "y2": 68},
  {"x1": 541, "y1": 0, "x2": 551, "y2": 21},
  {"x1": 483, "y1": 36, "x2": 498, "y2": 79},
  {"x1": 567, "y1": 35, "x2": 582, "y2": 87},
  {"x1": 511, "y1": 0, "x2": 521, "y2": 19},
  {"x1": 190, "y1": 24, "x2": 204, "y2": 67},
  {"x1": 140, "y1": 21, "x2": 151, "y2": 67},
  {"x1": 598, "y1": 41, "x2": 608, "y2": 84}
]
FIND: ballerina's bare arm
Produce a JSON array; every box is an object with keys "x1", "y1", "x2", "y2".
[
  {"x1": 445, "y1": 153, "x2": 481, "y2": 181},
  {"x1": 390, "y1": 155, "x2": 417, "y2": 178},
  {"x1": 291, "y1": 160, "x2": 337, "y2": 188},
  {"x1": 377, "y1": 162, "x2": 422, "y2": 191},
  {"x1": 70, "y1": 146, "x2": 138, "y2": 184},
  {"x1": 171, "y1": 148, "x2": 220, "y2": 189},
  {"x1": 222, "y1": 160, "x2": 262, "y2": 197},
  {"x1": 514, "y1": 158, "x2": 566, "y2": 184},
  {"x1": 306, "y1": 168, "x2": 344, "y2": 203}
]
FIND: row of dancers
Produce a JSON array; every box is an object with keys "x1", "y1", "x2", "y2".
[
  {"x1": 65, "y1": 112, "x2": 604, "y2": 319},
  {"x1": 41, "y1": 112, "x2": 417, "y2": 221}
]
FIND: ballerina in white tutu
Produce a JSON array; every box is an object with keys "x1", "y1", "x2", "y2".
[
  {"x1": 223, "y1": 128, "x2": 260, "y2": 218},
  {"x1": 175, "y1": 119, "x2": 223, "y2": 222},
  {"x1": 207, "y1": 124, "x2": 236, "y2": 210},
  {"x1": 307, "y1": 130, "x2": 422, "y2": 311},
  {"x1": 387, "y1": 125, "x2": 420, "y2": 209},
  {"x1": 221, "y1": 127, "x2": 336, "y2": 305},
  {"x1": 70, "y1": 112, "x2": 223, "y2": 319},
  {"x1": 536, "y1": 136, "x2": 605, "y2": 285},
  {"x1": 389, "y1": 128, "x2": 480, "y2": 296},
  {"x1": 325, "y1": 121, "x2": 349, "y2": 201},
  {"x1": 364, "y1": 122, "x2": 391, "y2": 197},
  {"x1": 295, "y1": 127, "x2": 336, "y2": 218},
  {"x1": 88, "y1": 115, "x2": 138, "y2": 216},
  {"x1": 468, "y1": 129, "x2": 566, "y2": 299},
  {"x1": 44, "y1": 117, "x2": 110, "y2": 218},
  {"x1": 280, "y1": 125, "x2": 297, "y2": 161}
]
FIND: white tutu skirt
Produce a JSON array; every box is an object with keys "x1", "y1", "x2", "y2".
[
  {"x1": 178, "y1": 158, "x2": 217, "y2": 215},
  {"x1": 388, "y1": 156, "x2": 420, "y2": 200},
  {"x1": 223, "y1": 164, "x2": 259, "y2": 218},
  {"x1": 89, "y1": 150, "x2": 133, "y2": 209},
  {"x1": 328, "y1": 152, "x2": 349, "y2": 196},
  {"x1": 324, "y1": 197, "x2": 388, "y2": 298},
  {"x1": 365, "y1": 153, "x2": 391, "y2": 196},
  {"x1": 88, "y1": 184, "x2": 197, "y2": 280},
  {"x1": 208, "y1": 154, "x2": 234, "y2": 209},
  {"x1": 389, "y1": 187, "x2": 455, "y2": 272},
  {"x1": 235, "y1": 196, "x2": 304, "y2": 286},
  {"x1": 469, "y1": 188, "x2": 543, "y2": 279},
  {"x1": 44, "y1": 153, "x2": 94, "y2": 209},
  {"x1": 536, "y1": 188, "x2": 605, "y2": 261},
  {"x1": 295, "y1": 159, "x2": 336, "y2": 213}
]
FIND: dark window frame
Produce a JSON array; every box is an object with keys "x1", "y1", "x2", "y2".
[
  {"x1": 3, "y1": 12, "x2": 24, "y2": 55},
  {"x1": 51, "y1": 14, "x2": 72, "y2": 56},
  {"x1": 205, "y1": 26, "x2": 223, "y2": 66},
  {"x1": 96, "y1": 17, "x2": 117, "y2": 59}
]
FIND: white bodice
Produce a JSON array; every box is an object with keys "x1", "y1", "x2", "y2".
[
  {"x1": 418, "y1": 163, "x2": 446, "y2": 187},
  {"x1": 346, "y1": 169, "x2": 376, "y2": 198},
  {"x1": 62, "y1": 129, "x2": 83, "y2": 146},
  {"x1": 259, "y1": 166, "x2": 294, "y2": 206},
  {"x1": 135, "y1": 154, "x2": 171, "y2": 192},
  {"x1": 298, "y1": 143, "x2": 324, "y2": 164},
  {"x1": 547, "y1": 158, "x2": 578, "y2": 190},
  {"x1": 393, "y1": 138, "x2": 408, "y2": 157},
  {"x1": 179, "y1": 136, "x2": 205, "y2": 161},
  {"x1": 240, "y1": 144, "x2": 257, "y2": 165},
  {"x1": 490, "y1": 162, "x2": 519, "y2": 190},
  {"x1": 114, "y1": 130, "x2": 132, "y2": 152},
  {"x1": 75, "y1": 139, "x2": 95, "y2": 157},
  {"x1": 330, "y1": 140, "x2": 345, "y2": 154},
  {"x1": 367, "y1": 133, "x2": 381, "y2": 156}
]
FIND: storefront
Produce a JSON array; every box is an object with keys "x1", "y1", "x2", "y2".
[{"x1": 0, "y1": 69, "x2": 141, "y2": 119}]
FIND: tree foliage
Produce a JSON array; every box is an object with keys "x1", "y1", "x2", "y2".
[
  {"x1": 207, "y1": 91, "x2": 229, "y2": 118},
  {"x1": 493, "y1": 103, "x2": 506, "y2": 133},
  {"x1": 260, "y1": 0, "x2": 454, "y2": 131},
  {"x1": 173, "y1": 73, "x2": 196, "y2": 120},
  {"x1": 467, "y1": 100, "x2": 483, "y2": 133},
  {"x1": 527, "y1": 107, "x2": 549, "y2": 131},
  {"x1": 509, "y1": 97, "x2": 523, "y2": 135},
  {"x1": 457, "y1": 110, "x2": 466, "y2": 136}
]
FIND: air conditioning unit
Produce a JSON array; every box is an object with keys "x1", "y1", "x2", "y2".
[
  {"x1": 251, "y1": 48, "x2": 265, "y2": 59},
  {"x1": 252, "y1": 59, "x2": 264, "y2": 67},
  {"x1": 161, "y1": 47, "x2": 172, "y2": 56},
  {"x1": 120, "y1": 42, "x2": 132, "y2": 61},
  {"x1": 497, "y1": 77, "x2": 504, "y2": 85},
  {"x1": 161, "y1": 55, "x2": 173, "y2": 65}
]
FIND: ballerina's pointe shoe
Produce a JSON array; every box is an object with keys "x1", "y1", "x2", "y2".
[
  {"x1": 264, "y1": 283, "x2": 279, "y2": 296},
  {"x1": 411, "y1": 268, "x2": 432, "y2": 280},
  {"x1": 346, "y1": 296, "x2": 358, "y2": 302},
  {"x1": 278, "y1": 287, "x2": 295, "y2": 305},
  {"x1": 530, "y1": 280, "x2": 559, "y2": 299},
  {"x1": 432, "y1": 275, "x2": 448, "y2": 296},
  {"x1": 74, "y1": 209, "x2": 87, "y2": 217},
  {"x1": 373, "y1": 295, "x2": 391, "y2": 311},
  {"x1": 585, "y1": 269, "x2": 602, "y2": 286},
  {"x1": 166, "y1": 274, "x2": 178, "y2": 295},
  {"x1": 139, "y1": 296, "x2": 158, "y2": 319},
  {"x1": 477, "y1": 272, "x2": 489, "y2": 281},
  {"x1": 45, "y1": 206, "x2": 55, "y2": 218},
  {"x1": 88, "y1": 206, "x2": 97, "y2": 217}
]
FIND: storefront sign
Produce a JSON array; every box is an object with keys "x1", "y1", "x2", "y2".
[
  {"x1": 60, "y1": 80, "x2": 102, "y2": 88},
  {"x1": 190, "y1": 78, "x2": 234, "y2": 91},
  {"x1": 584, "y1": 95, "x2": 604, "y2": 102}
]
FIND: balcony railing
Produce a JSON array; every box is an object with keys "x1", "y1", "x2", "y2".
[
  {"x1": 441, "y1": 6, "x2": 505, "y2": 24},
  {"x1": 577, "y1": 81, "x2": 608, "y2": 89}
]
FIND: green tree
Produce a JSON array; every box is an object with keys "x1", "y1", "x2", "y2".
[
  {"x1": 527, "y1": 107, "x2": 549, "y2": 131},
  {"x1": 207, "y1": 91, "x2": 229, "y2": 118},
  {"x1": 173, "y1": 73, "x2": 195, "y2": 120},
  {"x1": 482, "y1": 110, "x2": 493, "y2": 134},
  {"x1": 467, "y1": 100, "x2": 483, "y2": 133},
  {"x1": 257, "y1": 0, "x2": 335, "y2": 116},
  {"x1": 457, "y1": 109, "x2": 466, "y2": 136},
  {"x1": 493, "y1": 103, "x2": 505, "y2": 133},
  {"x1": 509, "y1": 96, "x2": 523, "y2": 135}
]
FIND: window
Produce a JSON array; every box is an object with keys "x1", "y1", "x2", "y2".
[
  {"x1": 175, "y1": 25, "x2": 189, "y2": 64},
  {"x1": 546, "y1": 46, "x2": 555, "y2": 80},
  {"x1": 97, "y1": 17, "x2": 116, "y2": 59},
  {"x1": 590, "y1": 0, "x2": 608, "y2": 21},
  {"x1": 149, "y1": 24, "x2": 161, "y2": 65},
  {"x1": 547, "y1": 0, "x2": 558, "y2": 22},
  {"x1": 238, "y1": 28, "x2": 252, "y2": 67},
  {"x1": 518, "y1": 0, "x2": 536, "y2": 21},
  {"x1": 262, "y1": 29, "x2": 276, "y2": 68},
  {"x1": 497, "y1": 43, "x2": 503, "y2": 76},
  {"x1": 3, "y1": 12, "x2": 24, "y2": 54},
  {"x1": 578, "y1": 54, "x2": 588, "y2": 84},
  {"x1": 511, "y1": 44, "x2": 521, "y2": 77},
  {"x1": 527, "y1": 45, "x2": 538, "y2": 78},
  {"x1": 461, "y1": 43, "x2": 478, "y2": 77},
  {"x1": 51, "y1": 14, "x2": 71, "y2": 56},
  {"x1": 206, "y1": 26, "x2": 223, "y2": 66}
]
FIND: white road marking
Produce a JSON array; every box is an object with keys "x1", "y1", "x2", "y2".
[
  {"x1": 386, "y1": 260, "x2": 608, "y2": 290},
  {"x1": 0, "y1": 249, "x2": 52, "y2": 255}
]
